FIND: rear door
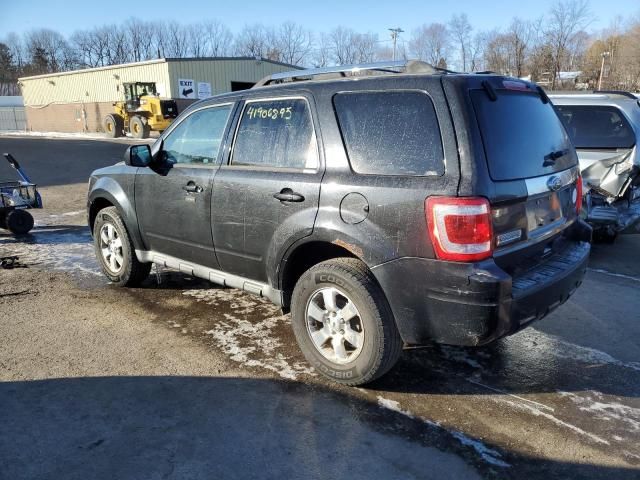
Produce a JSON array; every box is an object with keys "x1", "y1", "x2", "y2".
[
  {"x1": 135, "y1": 103, "x2": 233, "y2": 268},
  {"x1": 211, "y1": 95, "x2": 323, "y2": 283}
]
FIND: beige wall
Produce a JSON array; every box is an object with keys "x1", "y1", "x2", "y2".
[
  {"x1": 25, "y1": 102, "x2": 114, "y2": 133},
  {"x1": 167, "y1": 59, "x2": 296, "y2": 97},
  {"x1": 19, "y1": 60, "x2": 171, "y2": 107}
]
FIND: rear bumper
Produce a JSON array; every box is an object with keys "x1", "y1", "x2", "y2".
[{"x1": 371, "y1": 220, "x2": 591, "y2": 346}]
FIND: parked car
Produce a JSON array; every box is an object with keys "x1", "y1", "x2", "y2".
[
  {"x1": 88, "y1": 61, "x2": 591, "y2": 385},
  {"x1": 550, "y1": 91, "x2": 640, "y2": 242}
]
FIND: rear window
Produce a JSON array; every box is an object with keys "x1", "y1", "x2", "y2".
[
  {"x1": 471, "y1": 90, "x2": 576, "y2": 181},
  {"x1": 555, "y1": 105, "x2": 636, "y2": 149},
  {"x1": 333, "y1": 91, "x2": 444, "y2": 176}
]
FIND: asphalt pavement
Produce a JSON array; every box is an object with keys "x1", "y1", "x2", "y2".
[{"x1": 1, "y1": 135, "x2": 639, "y2": 479}]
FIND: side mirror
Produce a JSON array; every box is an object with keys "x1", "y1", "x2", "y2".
[{"x1": 125, "y1": 144, "x2": 152, "y2": 167}]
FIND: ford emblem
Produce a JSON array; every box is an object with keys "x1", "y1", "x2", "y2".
[{"x1": 547, "y1": 176, "x2": 562, "y2": 192}]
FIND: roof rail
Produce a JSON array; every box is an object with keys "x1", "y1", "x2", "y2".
[
  {"x1": 592, "y1": 90, "x2": 638, "y2": 99},
  {"x1": 254, "y1": 60, "x2": 444, "y2": 87}
]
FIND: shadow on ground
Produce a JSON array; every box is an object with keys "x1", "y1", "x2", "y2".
[{"x1": 1, "y1": 376, "x2": 637, "y2": 480}]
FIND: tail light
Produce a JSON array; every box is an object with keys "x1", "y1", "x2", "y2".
[
  {"x1": 576, "y1": 175, "x2": 583, "y2": 214},
  {"x1": 425, "y1": 197, "x2": 493, "y2": 262}
]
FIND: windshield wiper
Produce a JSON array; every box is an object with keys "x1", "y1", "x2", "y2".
[{"x1": 543, "y1": 149, "x2": 567, "y2": 167}]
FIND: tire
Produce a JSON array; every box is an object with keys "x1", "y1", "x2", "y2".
[
  {"x1": 5, "y1": 209, "x2": 34, "y2": 235},
  {"x1": 290, "y1": 257, "x2": 402, "y2": 386},
  {"x1": 130, "y1": 116, "x2": 150, "y2": 139},
  {"x1": 103, "y1": 114, "x2": 123, "y2": 138},
  {"x1": 93, "y1": 206, "x2": 151, "y2": 286}
]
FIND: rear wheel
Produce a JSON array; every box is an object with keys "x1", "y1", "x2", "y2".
[
  {"x1": 103, "y1": 114, "x2": 123, "y2": 138},
  {"x1": 5, "y1": 209, "x2": 34, "y2": 235},
  {"x1": 93, "y1": 206, "x2": 151, "y2": 286},
  {"x1": 130, "y1": 116, "x2": 150, "y2": 139},
  {"x1": 290, "y1": 258, "x2": 402, "y2": 386}
]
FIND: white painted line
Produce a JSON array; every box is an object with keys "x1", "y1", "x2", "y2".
[
  {"x1": 465, "y1": 379, "x2": 555, "y2": 412},
  {"x1": 588, "y1": 267, "x2": 640, "y2": 283},
  {"x1": 527, "y1": 329, "x2": 640, "y2": 373}
]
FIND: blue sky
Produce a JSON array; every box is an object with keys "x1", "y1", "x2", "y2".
[{"x1": 1, "y1": 0, "x2": 638, "y2": 41}]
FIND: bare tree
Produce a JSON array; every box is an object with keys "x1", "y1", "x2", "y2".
[
  {"x1": 449, "y1": 14, "x2": 472, "y2": 71},
  {"x1": 354, "y1": 32, "x2": 378, "y2": 63},
  {"x1": 409, "y1": 23, "x2": 449, "y2": 65},
  {"x1": 506, "y1": 18, "x2": 535, "y2": 77},
  {"x1": 163, "y1": 21, "x2": 189, "y2": 58},
  {"x1": 187, "y1": 23, "x2": 209, "y2": 57},
  {"x1": 123, "y1": 18, "x2": 156, "y2": 62},
  {"x1": 234, "y1": 24, "x2": 269, "y2": 58},
  {"x1": 274, "y1": 21, "x2": 313, "y2": 66},
  {"x1": 312, "y1": 32, "x2": 331, "y2": 67},
  {"x1": 202, "y1": 20, "x2": 233, "y2": 57},
  {"x1": 25, "y1": 29, "x2": 75, "y2": 72},
  {"x1": 545, "y1": 0, "x2": 592, "y2": 89},
  {"x1": 329, "y1": 27, "x2": 358, "y2": 64}
]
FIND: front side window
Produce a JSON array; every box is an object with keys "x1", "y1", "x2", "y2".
[
  {"x1": 162, "y1": 105, "x2": 232, "y2": 165},
  {"x1": 231, "y1": 98, "x2": 318, "y2": 170},
  {"x1": 333, "y1": 91, "x2": 445, "y2": 176},
  {"x1": 555, "y1": 105, "x2": 636, "y2": 149}
]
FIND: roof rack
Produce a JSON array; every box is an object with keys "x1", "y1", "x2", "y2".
[
  {"x1": 592, "y1": 90, "x2": 638, "y2": 99},
  {"x1": 254, "y1": 60, "x2": 445, "y2": 87}
]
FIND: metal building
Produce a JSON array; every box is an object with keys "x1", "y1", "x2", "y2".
[{"x1": 18, "y1": 57, "x2": 299, "y2": 133}]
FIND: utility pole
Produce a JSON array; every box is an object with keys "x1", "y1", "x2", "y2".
[
  {"x1": 389, "y1": 27, "x2": 404, "y2": 61},
  {"x1": 598, "y1": 51, "x2": 610, "y2": 90}
]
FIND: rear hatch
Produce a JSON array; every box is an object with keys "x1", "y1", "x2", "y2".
[{"x1": 468, "y1": 78, "x2": 582, "y2": 275}]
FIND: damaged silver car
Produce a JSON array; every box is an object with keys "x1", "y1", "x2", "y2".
[{"x1": 551, "y1": 91, "x2": 640, "y2": 242}]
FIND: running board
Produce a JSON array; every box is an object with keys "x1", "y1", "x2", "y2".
[{"x1": 135, "y1": 250, "x2": 283, "y2": 306}]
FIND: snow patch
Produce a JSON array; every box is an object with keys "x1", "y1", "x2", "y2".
[
  {"x1": 500, "y1": 398, "x2": 609, "y2": 445},
  {"x1": 0, "y1": 226, "x2": 100, "y2": 276},
  {"x1": 376, "y1": 396, "x2": 509, "y2": 468},
  {"x1": 0, "y1": 130, "x2": 153, "y2": 142},
  {"x1": 184, "y1": 288, "x2": 315, "y2": 380},
  {"x1": 559, "y1": 391, "x2": 640, "y2": 433}
]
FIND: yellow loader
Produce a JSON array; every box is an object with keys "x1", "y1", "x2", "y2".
[{"x1": 103, "y1": 82, "x2": 178, "y2": 139}]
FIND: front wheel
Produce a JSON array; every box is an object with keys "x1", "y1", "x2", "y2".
[
  {"x1": 290, "y1": 258, "x2": 402, "y2": 386},
  {"x1": 93, "y1": 206, "x2": 151, "y2": 286},
  {"x1": 130, "y1": 116, "x2": 150, "y2": 139}
]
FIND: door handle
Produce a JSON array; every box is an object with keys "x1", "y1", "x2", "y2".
[
  {"x1": 183, "y1": 182, "x2": 203, "y2": 193},
  {"x1": 273, "y1": 188, "x2": 305, "y2": 203}
]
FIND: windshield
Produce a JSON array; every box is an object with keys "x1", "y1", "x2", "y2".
[
  {"x1": 555, "y1": 105, "x2": 636, "y2": 149},
  {"x1": 471, "y1": 90, "x2": 577, "y2": 181}
]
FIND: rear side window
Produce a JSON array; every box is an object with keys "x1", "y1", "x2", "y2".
[
  {"x1": 231, "y1": 98, "x2": 318, "y2": 170},
  {"x1": 555, "y1": 105, "x2": 636, "y2": 149},
  {"x1": 471, "y1": 90, "x2": 576, "y2": 181},
  {"x1": 333, "y1": 91, "x2": 444, "y2": 176}
]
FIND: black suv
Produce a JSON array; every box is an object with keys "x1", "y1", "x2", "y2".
[{"x1": 88, "y1": 61, "x2": 591, "y2": 385}]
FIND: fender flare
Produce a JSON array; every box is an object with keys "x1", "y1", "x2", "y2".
[{"x1": 88, "y1": 178, "x2": 144, "y2": 251}]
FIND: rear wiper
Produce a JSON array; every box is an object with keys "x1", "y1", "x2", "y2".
[{"x1": 543, "y1": 149, "x2": 567, "y2": 167}]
